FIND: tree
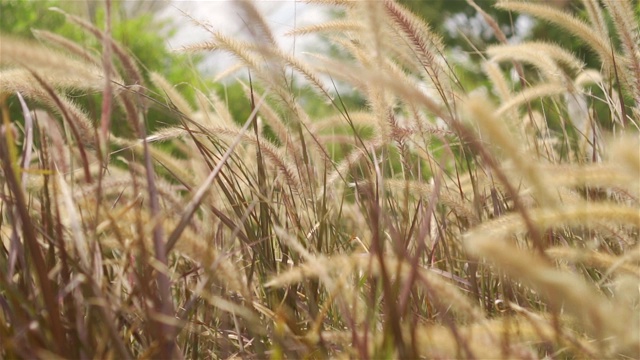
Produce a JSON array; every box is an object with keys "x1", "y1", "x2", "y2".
[{"x1": 1, "y1": 0, "x2": 224, "y2": 135}]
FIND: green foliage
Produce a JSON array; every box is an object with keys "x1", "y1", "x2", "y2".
[
  {"x1": 0, "y1": 0, "x2": 66, "y2": 36},
  {"x1": 1, "y1": 0, "x2": 214, "y2": 133},
  {"x1": 97, "y1": 10, "x2": 206, "y2": 105}
]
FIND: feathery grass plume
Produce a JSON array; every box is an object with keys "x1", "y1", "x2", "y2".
[
  {"x1": 323, "y1": 37, "x2": 432, "y2": 144},
  {"x1": 508, "y1": 306, "x2": 603, "y2": 358},
  {"x1": 340, "y1": 2, "x2": 391, "y2": 142},
  {"x1": 152, "y1": 122, "x2": 303, "y2": 192},
  {"x1": 383, "y1": 0, "x2": 448, "y2": 93},
  {"x1": 286, "y1": 20, "x2": 363, "y2": 37},
  {"x1": 235, "y1": 0, "x2": 278, "y2": 47},
  {"x1": 304, "y1": 0, "x2": 356, "y2": 7},
  {"x1": 254, "y1": 44, "x2": 334, "y2": 100},
  {"x1": 466, "y1": 203, "x2": 640, "y2": 244},
  {"x1": 0, "y1": 68, "x2": 104, "y2": 113},
  {"x1": 267, "y1": 253, "x2": 485, "y2": 322},
  {"x1": 408, "y1": 315, "x2": 603, "y2": 358},
  {"x1": 188, "y1": 0, "x2": 304, "y2": 119},
  {"x1": 0, "y1": 35, "x2": 110, "y2": 87},
  {"x1": 97, "y1": 57, "x2": 115, "y2": 163},
  {"x1": 465, "y1": 95, "x2": 560, "y2": 207},
  {"x1": 607, "y1": 134, "x2": 640, "y2": 179},
  {"x1": 0, "y1": 35, "x2": 111, "y2": 150},
  {"x1": 603, "y1": 0, "x2": 640, "y2": 109},
  {"x1": 110, "y1": 135, "x2": 202, "y2": 189},
  {"x1": 71, "y1": 166, "x2": 189, "y2": 219},
  {"x1": 487, "y1": 41, "x2": 585, "y2": 79},
  {"x1": 191, "y1": 90, "x2": 217, "y2": 127},
  {"x1": 482, "y1": 59, "x2": 534, "y2": 142},
  {"x1": 199, "y1": 34, "x2": 300, "y2": 115},
  {"x1": 535, "y1": 163, "x2": 640, "y2": 197},
  {"x1": 2, "y1": 76, "x2": 96, "y2": 184},
  {"x1": 163, "y1": 89, "x2": 269, "y2": 251},
  {"x1": 318, "y1": 54, "x2": 454, "y2": 130},
  {"x1": 436, "y1": 303, "x2": 598, "y2": 359},
  {"x1": 483, "y1": 61, "x2": 513, "y2": 102},
  {"x1": 0, "y1": 65, "x2": 103, "y2": 99},
  {"x1": 382, "y1": 179, "x2": 478, "y2": 223},
  {"x1": 496, "y1": 1, "x2": 617, "y2": 71},
  {"x1": 582, "y1": 0, "x2": 609, "y2": 42},
  {"x1": 269, "y1": 226, "x2": 355, "y2": 324},
  {"x1": 199, "y1": 89, "x2": 238, "y2": 130},
  {"x1": 495, "y1": 82, "x2": 567, "y2": 118},
  {"x1": 465, "y1": 227, "x2": 639, "y2": 356},
  {"x1": 325, "y1": 138, "x2": 381, "y2": 187},
  {"x1": 545, "y1": 246, "x2": 640, "y2": 277},
  {"x1": 54, "y1": 170, "x2": 91, "y2": 269},
  {"x1": 149, "y1": 72, "x2": 195, "y2": 117},
  {"x1": 212, "y1": 62, "x2": 246, "y2": 83},
  {"x1": 178, "y1": 40, "x2": 218, "y2": 54},
  {"x1": 574, "y1": 68, "x2": 606, "y2": 88},
  {"x1": 31, "y1": 29, "x2": 102, "y2": 65},
  {"x1": 498, "y1": 0, "x2": 639, "y2": 123},
  {"x1": 245, "y1": 87, "x2": 291, "y2": 144}
]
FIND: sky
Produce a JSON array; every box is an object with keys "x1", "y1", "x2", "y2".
[
  {"x1": 154, "y1": 0, "x2": 534, "y2": 83},
  {"x1": 159, "y1": 1, "x2": 330, "y2": 76}
]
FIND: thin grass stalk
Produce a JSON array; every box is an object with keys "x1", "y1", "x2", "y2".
[
  {"x1": 6, "y1": 95, "x2": 31, "y2": 282},
  {"x1": 368, "y1": 149, "x2": 410, "y2": 358},
  {"x1": 248, "y1": 74, "x2": 276, "y2": 278},
  {"x1": 26, "y1": 70, "x2": 93, "y2": 183},
  {"x1": 165, "y1": 90, "x2": 269, "y2": 254},
  {"x1": 603, "y1": 0, "x2": 640, "y2": 108},
  {"x1": 49, "y1": 7, "x2": 144, "y2": 87},
  {"x1": 0, "y1": 133, "x2": 68, "y2": 356},
  {"x1": 31, "y1": 29, "x2": 101, "y2": 65},
  {"x1": 496, "y1": 1, "x2": 618, "y2": 73},
  {"x1": 99, "y1": 0, "x2": 114, "y2": 161},
  {"x1": 16, "y1": 95, "x2": 33, "y2": 190},
  {"x1": 140, "y1": 115, "x2": 177, "y2": 357}
]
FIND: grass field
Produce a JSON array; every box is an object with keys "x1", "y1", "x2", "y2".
[{"x1": 0, "y1": 0, "x2": 639, "y2": 358}]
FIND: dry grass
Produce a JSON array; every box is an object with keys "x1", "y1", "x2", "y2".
[{"x1": 0, "y1": 0, "x2": 638, "y2": 358}]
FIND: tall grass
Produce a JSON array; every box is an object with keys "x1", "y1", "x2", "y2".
[{"x1": 0, "y1": 0, "x2": 638, "y2": 358}]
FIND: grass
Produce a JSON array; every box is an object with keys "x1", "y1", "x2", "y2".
[{"x1": 0, "y1": 0, "x2": 639, "y2": 358}]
